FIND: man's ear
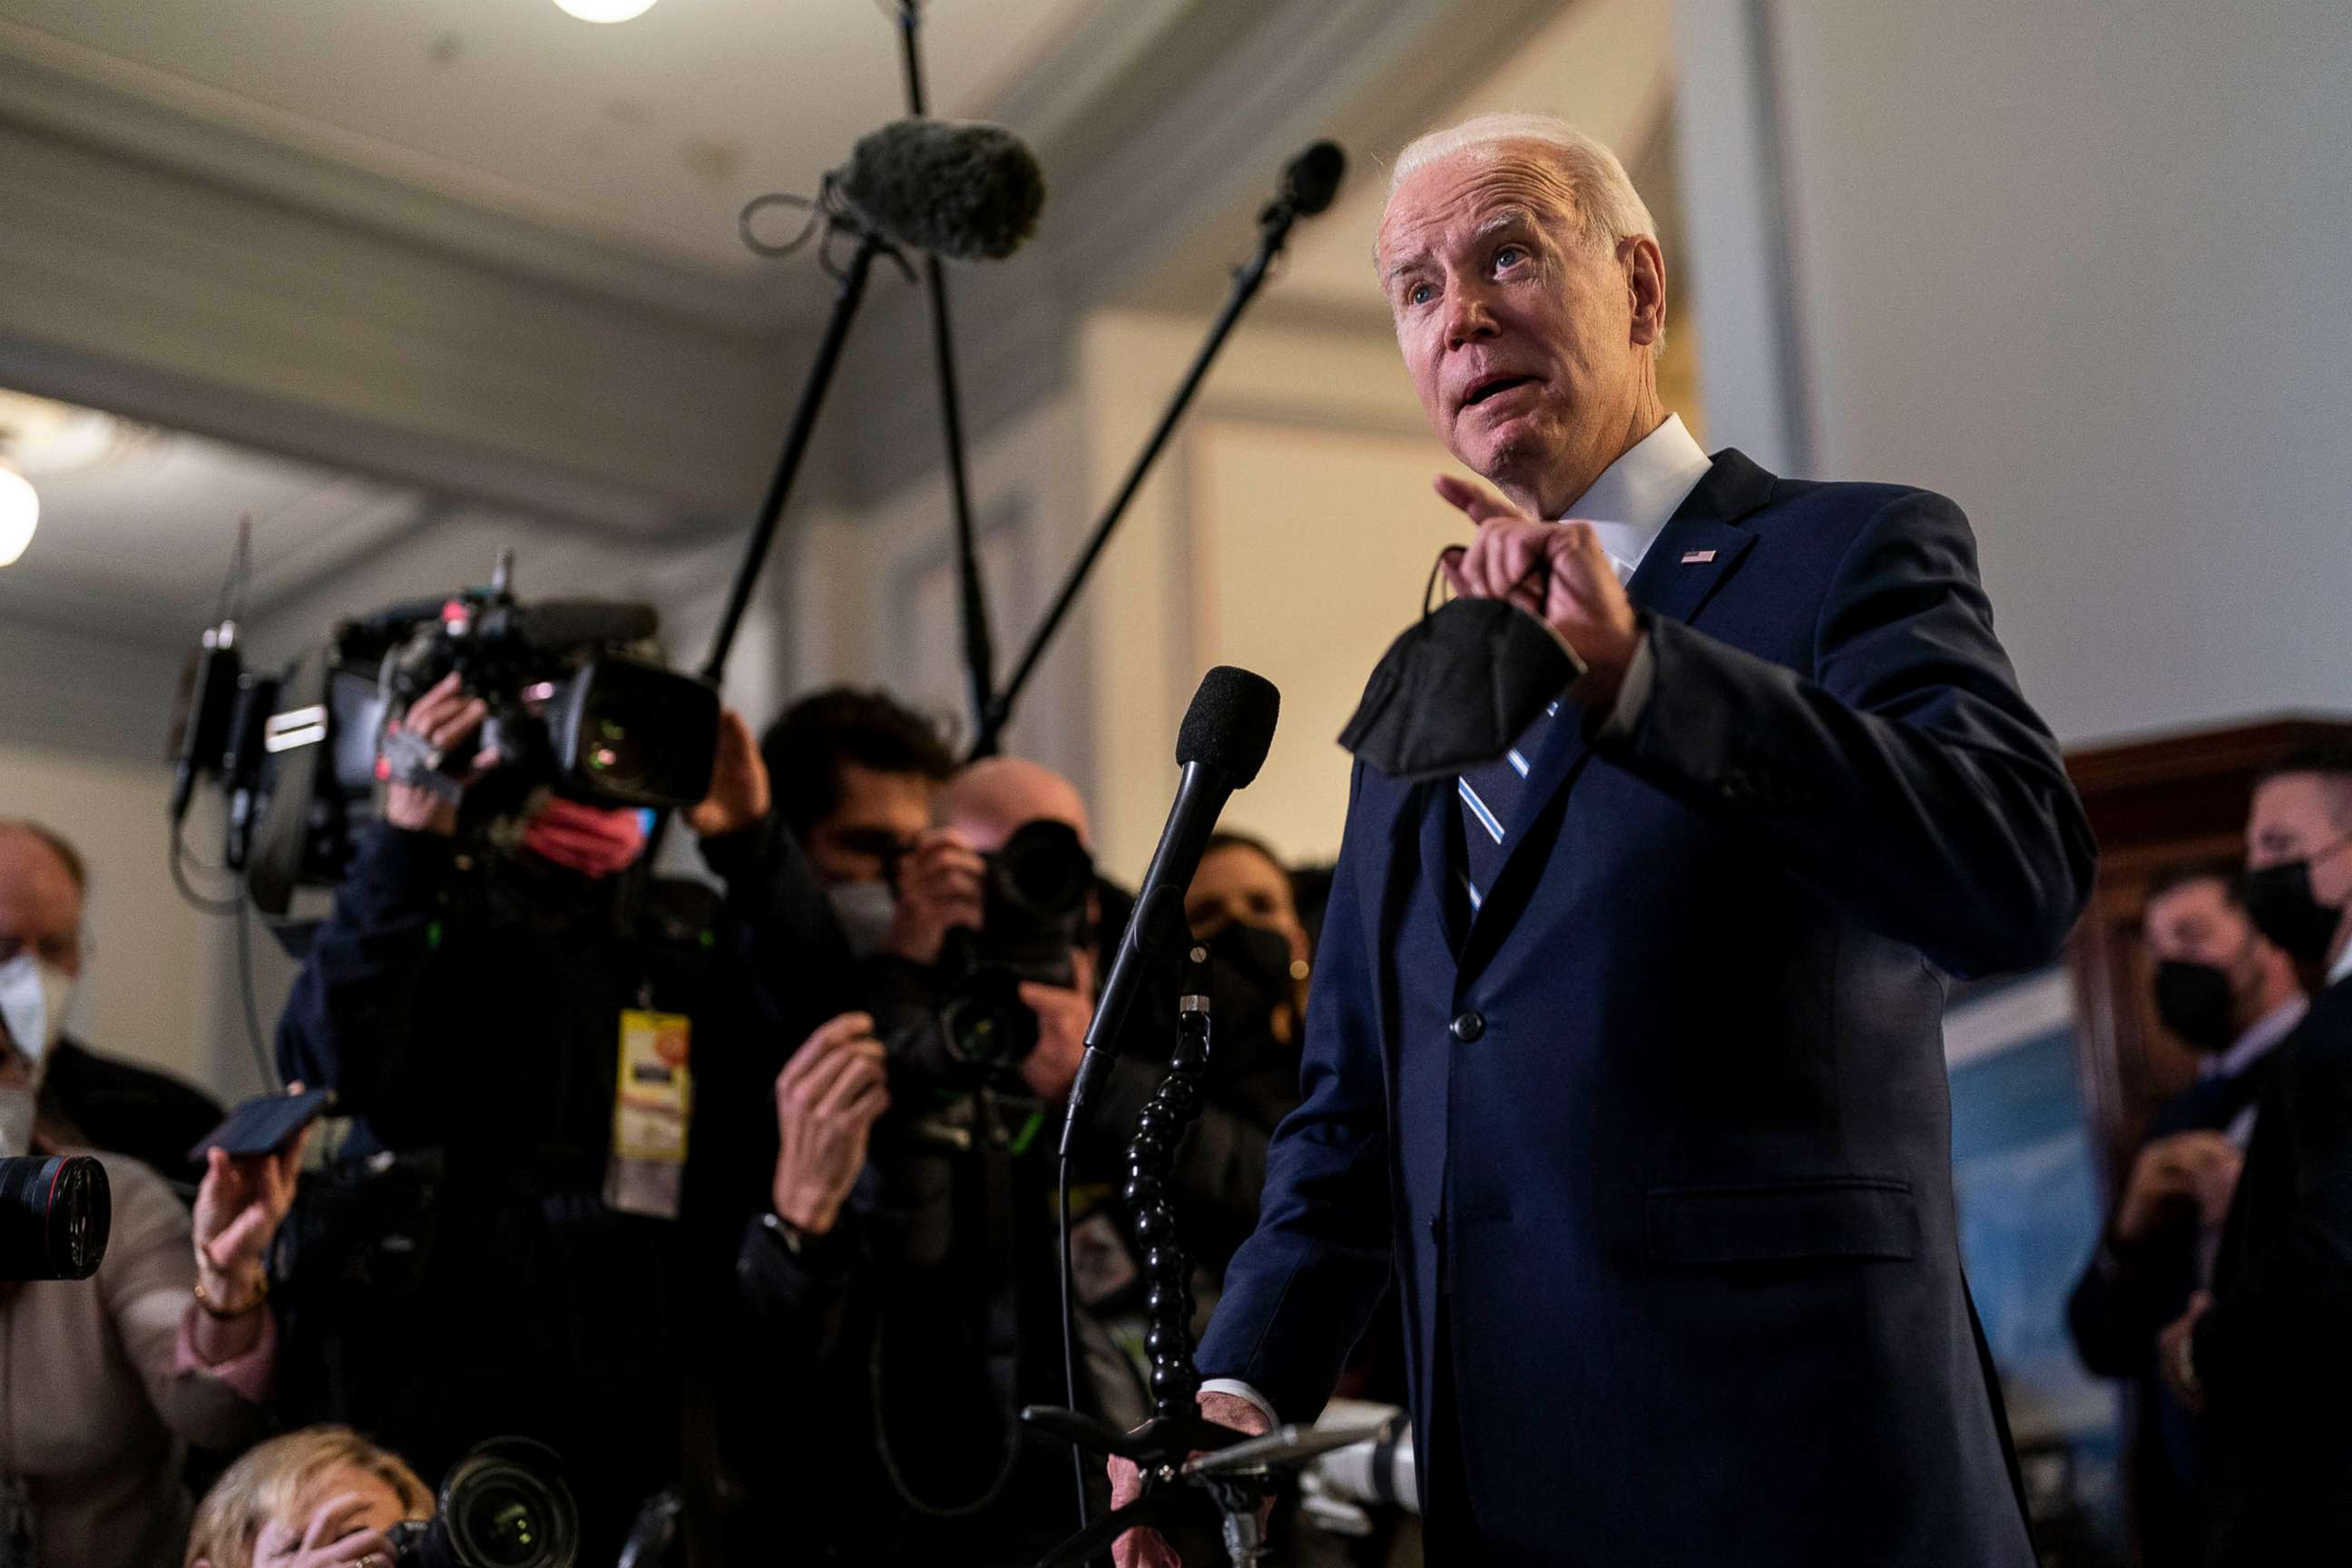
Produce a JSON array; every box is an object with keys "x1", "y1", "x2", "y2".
[{"x1": 1623, "y1": 235, "x2": 1667, "y2": 348}]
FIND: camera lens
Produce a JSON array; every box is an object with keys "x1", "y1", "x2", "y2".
[
  {"x1": 431, "y1": 1440, "x2": 579, "y2": 1568},
  {"x1": 0, "y1": 1154, "x2": 112, "y2": 1281},
  {"x1": 994, "y1": 820, "x2": 1092, "y2": 920}
]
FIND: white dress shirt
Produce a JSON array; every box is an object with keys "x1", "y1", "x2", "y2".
[{"x1": 1199, "y1": 416, "x2": 1716, "y2": 1431}]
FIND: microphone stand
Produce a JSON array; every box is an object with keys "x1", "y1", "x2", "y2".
[
  {"x1": 973, "y1": 192, "x2": 1315, "y2": 758},
  {"x1": 891, "y1": 0, "x2": 1000, "y2": 754},
  {"x1": 701, "y1": 224, "x2": 906, "y2": 684},
  {"x1": 1022, "y1": 997, "x2": 1269, "y2": 1567}
]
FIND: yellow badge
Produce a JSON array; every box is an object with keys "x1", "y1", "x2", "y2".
[{"x1": 605, "y1": 1009, "x2": 692, "y2": 1218}]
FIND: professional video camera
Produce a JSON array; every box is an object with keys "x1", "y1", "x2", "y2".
[
  {"x1": 384, "y1": 1436, "x2": 580, "y2": 1568},
  {"x1": 172, "y1": 548, "x2": 720, "y2": 916},
  {"x1": 916, "y1": 819, "x2": 1094, "y2": 1083},
  {"x1": 0, "y1": 1153, "x2": 110, "y2": 1280}
]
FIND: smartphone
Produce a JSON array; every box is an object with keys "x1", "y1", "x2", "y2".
[{"x1": 190, "y1": 1087, "x2": 335, "y2": 1163}]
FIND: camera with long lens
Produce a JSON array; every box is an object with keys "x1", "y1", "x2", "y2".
[
  {"x1": 173, "y1": 548, "x2": 721, "y2": 916},
  {"x1": 921, "y1": 819, "x2": 1094, "y2": 1083},
  {"x1": 384, "y1": 1437, "x2": 580, "y2": 1568},
  {"x1": 0, "y1": 1154, "x2": 111, "y2": 1281}
]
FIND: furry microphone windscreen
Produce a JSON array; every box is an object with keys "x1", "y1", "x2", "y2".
[
  {"x1": 839, "y1": 120, "x2": 1045, "y2": 261},
  {"x1": 1177, "y1": 666, "x2": 1281, "y2": 786}
]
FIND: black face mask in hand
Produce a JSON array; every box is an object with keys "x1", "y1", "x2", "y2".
[
  {"x1": 1338, "y1": 553, "x2": 1587, "y2": 782},
  {"x1": 2245, "y1": 848, "x2": 2348, "y2": 968},
  {"x1": 2152, "y1": 958, "x2": 2239, "y2": 1054}
]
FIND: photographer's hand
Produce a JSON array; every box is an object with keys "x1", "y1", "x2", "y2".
[
  {"x1": 889, "y1": 828, "x2": 985, "y2": 965},
  {"x1": 382, "y1": 673, "x2": 497, "y2": 837},
  {"x1": 771, "y1": 1013, "x2": 890, "y2": 1237},
  {"x1": 1017, "y1": 947, "x2": 1094, "y2": 1102},
  {"x1": 250, "y1": 1491, "x2": 401, "y2": 1568},
  {"x1": 688, "y1": 708, "x2": 770, "y2": 839}
]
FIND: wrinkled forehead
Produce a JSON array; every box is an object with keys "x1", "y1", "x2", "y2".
[{"x1": 1376, "y1": 144, "x2": 1581, "y2": 275}]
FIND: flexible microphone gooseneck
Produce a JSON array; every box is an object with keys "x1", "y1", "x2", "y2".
[{"x1": 1060, "y1": 666, "x2": 1281, "y2": 1154}]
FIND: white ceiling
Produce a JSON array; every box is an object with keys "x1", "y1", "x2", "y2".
[{"x1": 0, "y1": 0, "x2": 1100, "y2": 278}]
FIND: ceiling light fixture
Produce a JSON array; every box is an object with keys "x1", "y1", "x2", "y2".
[
  {"x1": 0, "y1": 463, "x2": 36, "y2": 568},
  {"x1": 553, "y1": 0, "x2": 659, "y2": 22}
]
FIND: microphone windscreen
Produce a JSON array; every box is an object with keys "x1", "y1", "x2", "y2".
[
  {"x1": 1177, "y1": 666, "x2": 1280, "y2": 785},
  {"x1": 840, "y1": 120, "x2": 1045, "y2": 261},
  {"x1": 1282, "y1": 141, "x2": 1346, "y2": 217}
]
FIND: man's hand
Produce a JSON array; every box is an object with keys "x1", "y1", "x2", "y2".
[
  {"x1": 771, "y1": 1013, "x2": 890, "y2": 1236},
  {"x1": 890, "y1": 827, "x2": 986, "y2": 965},
  {"x1": 194, "y1": 1092, "x2": 310, "y2": 1308},
  {"x1": 2159, "y1": 1290, "x2": 2212, "y2": 1413},
  {"x1": 2114, "y1": 1131, "x2": 2244, "y2": 1241},
  {"x1": 1110, "y1": 1390, "x2": 1275, "y2": 1568},
  {"x1": 382, "y1": 673, "x2": 496, "y2": 837},
  {"x1": 688, "y1": 709, "x2": 770, "y2": 839},
  {"x1": 1017, "y1": 947, "x2": 1095, "y2": 1102},
  {"x1": 1435, "y1": 473, "x2": 1642, "y2": 710}
]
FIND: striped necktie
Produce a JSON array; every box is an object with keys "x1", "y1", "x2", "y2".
[{"x1": 1455, "y1": 698, "x2": 1559, "y2": 912}]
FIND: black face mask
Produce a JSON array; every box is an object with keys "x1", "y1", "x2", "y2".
[
  {"x1": 2245, "y1": 856, "x2": 2346, "y2": 967},
  {"x1": 1338, "y1": 556, "x2": 1586, "y2": 782},
  {"x1": 1185, "y1": 923, "x2": 1297, "y2": 1049},
  {"x1": 2152, "y1": 959, "x2": 2238, "y2": 1054}
]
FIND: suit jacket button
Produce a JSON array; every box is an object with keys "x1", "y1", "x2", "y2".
[{"x1": 1449, "y1": 1010, "x2": 1485, "y2": 1044}]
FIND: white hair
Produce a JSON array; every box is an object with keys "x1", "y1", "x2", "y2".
[{"x1": 1389, "y1": 113, "x2": 1657, "y2": 251}]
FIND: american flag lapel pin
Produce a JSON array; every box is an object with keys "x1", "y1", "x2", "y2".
[{"x1": 1681, "y1": 548, "x2": 1717, "y2": 564}]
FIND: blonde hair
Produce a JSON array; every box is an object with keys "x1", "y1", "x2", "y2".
[
  {"x1": 186, "y1": 1426, "x2": 433, "y2": 1568},
  {"x1": 1389, "y1": 113, "x2": 1657, "y2": 250}
]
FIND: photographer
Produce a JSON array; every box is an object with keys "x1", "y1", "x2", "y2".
[
  {"x1": 0, "y1": 819, "x2": 224, "y2": 1190},
  {"x1": 272, "y1": 673, "x2": 782, "y2": 1563},
  {"x1": 730, "y1": 758, "x2": 1301, "y2": 1561},
  {"x1": 0, "y1": 1009, "x2": 305, "y2": 1568},
  {"x1": 184, "y1": 1426, "x2": 432, "y2": 1568}
]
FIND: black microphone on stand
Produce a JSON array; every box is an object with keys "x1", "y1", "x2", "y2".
[{"x1": 1061, "y1": 665, "x2": 1281, "y2": 1153}]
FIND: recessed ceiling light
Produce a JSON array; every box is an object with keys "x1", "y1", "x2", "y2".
[
  {"x1": 0, "y1": 464, "x2": 37, "y2": 568},
  {"x1": 553, "y1": 0, "x2": 659, "y2": 21}
]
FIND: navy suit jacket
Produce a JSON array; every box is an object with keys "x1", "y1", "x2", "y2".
[{"x1": 1198, "y1": 450, "x2": 2096, "y2": 1564}]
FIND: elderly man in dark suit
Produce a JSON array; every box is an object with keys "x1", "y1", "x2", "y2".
[{"x1": 1112, "y1": 113, "x2": 2094, "y2": 1566}]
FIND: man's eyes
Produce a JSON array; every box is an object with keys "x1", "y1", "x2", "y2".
[{"x1": 1494, "y1": 243, "x2": 1529, "y2": 271}]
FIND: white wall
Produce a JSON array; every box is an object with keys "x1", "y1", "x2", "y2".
[{"x1": 1748, "y1": 0, "x2": 2352, "y2": 743}]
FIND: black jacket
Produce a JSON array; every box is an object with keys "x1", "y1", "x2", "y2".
[
  {"x1": 39, "y1": 1036, "x2": 223, "y2": 1192},
  {"x1": 273, "y1": 821, "x2": 808, "y2": 1560},
  {"x1": 2194, "y1": 972, "x2": 2352, "y2": 1564},
  {"x1": 2066, "y1": 1050, "x2": 2278, "y2": 1567}
]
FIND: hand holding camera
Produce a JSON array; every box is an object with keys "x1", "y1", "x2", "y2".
[
  {"x1": 252, "y1": 1491, "x2": 401, "y2": 1568},
  {"x1": 684, "y1": 709, "x2": 770, "y2": 840},
  {"x1": 771, "y1": 1012, "x2": 892, "y2": 1238},
  {"x1": 890, "y1": 827, "x2": 987, "y2": 965},
  {"x1": 1015, "y1": 946, "x2": 1093, "y2": 1102},
  {"x1": 381, "y1": 674, "x2": 498, "y2": 838}
]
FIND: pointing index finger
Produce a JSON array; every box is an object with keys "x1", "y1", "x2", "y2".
[{"x1": 1433, "y1": 472, "x2": 1520, "y2": 526}]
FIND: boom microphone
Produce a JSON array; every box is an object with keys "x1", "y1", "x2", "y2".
[
  {"x1": 838, "y1": 120, "x2": 1045, "y2": 261},
  {"x1": 1063, "y1": 666, "x2": 1281, "y2": 1147}
]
